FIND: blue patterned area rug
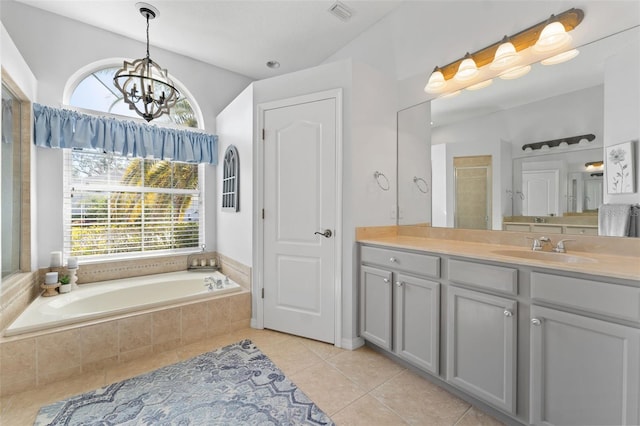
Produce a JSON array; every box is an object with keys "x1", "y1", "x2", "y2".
[{"x1": 34, "y1": 339, "x2": 334, "y2": 425}]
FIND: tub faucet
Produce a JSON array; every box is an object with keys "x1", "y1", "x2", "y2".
[{"x1": 204, "y1": 276, "x2": 215, "y2": 291}]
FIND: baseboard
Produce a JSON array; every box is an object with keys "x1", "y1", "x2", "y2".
[
  {"x1": 250, "y1": 318, "x2": 260, "y2": 329},
  {"x1": 340, "y1": 336, "x2": 365, "y2": 350}
]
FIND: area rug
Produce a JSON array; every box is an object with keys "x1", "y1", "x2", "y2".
[{"x1": 34, "y1": 339, "x2": 334, "y2": 425}]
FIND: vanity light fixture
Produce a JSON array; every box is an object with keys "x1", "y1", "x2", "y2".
[
  {"x1": 113, "y1": 3, "x2": 179, "y2": 122},
  {"x1": 521, "y1": 133, "x2": 595, "y2": 152},
  {"x1": 424, "y1": 8, "x2": 583, "y2": 94},
  {"x1": 466, "y1": 79, "x2": 493, "y2": 91},
  {"x1": 490, "y1": 37, "x2": 520, "y2": 70},
  {"x1": 454, "y1": 53, "x2": 479, "y2": 81},
  {"x1": 499, "y1": 64, "x2": 531, "y2": 80},
  {"x1": 534, "y1": 20, "x2": 572, "y2": 52},
  {"x1": 585, "y1": 160, "x2": 604, "y2": 170},
  {"x1": 541, "y1": 49, "x2": 580, "y2": 65},
  {"x1": 424, "y1": 67, "x2": 447, "y2": 93}
]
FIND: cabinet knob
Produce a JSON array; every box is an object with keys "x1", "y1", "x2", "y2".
[
  {"x1": 503, "y1": 310, "x2": 513, "y2": 317},
  {"x1": 395, "y1": 281, "x2": 403, "y2": 287},
  {"x1": 531, "y1": 318, "x2": 542, "y2": 326},
  {"x1": 383, "y1": 278, "x2": 390, "y2": 283},
  {"x1": 389, "y1": 257, "x2": 397, "y2": 263}
]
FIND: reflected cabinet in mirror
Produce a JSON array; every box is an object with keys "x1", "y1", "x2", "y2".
[{"x1": 397, "y1": 26, "x2": 639, "y2": 237}]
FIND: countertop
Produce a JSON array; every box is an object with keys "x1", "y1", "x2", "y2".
[{"x1": 357, "y1": 235, "x2": 639, "y2": 281}]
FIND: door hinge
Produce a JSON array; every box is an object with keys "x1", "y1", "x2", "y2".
[
  {"x1": 262, "y1": 128, "x2": 265, "y2": 140},
  {"x1": 262, "y1": 208, "x2": 265, "y2": 219},
  {"x1": 261, "y1": 288, "x2": 264, "y2": 299}
]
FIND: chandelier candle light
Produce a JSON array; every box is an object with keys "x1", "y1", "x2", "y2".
[
  {"x1": 425, "y1": 8, "x2": 584, "y2": 95},
  {"x1": 113, "y1": 2, "x2": 179, "y2": 122}
]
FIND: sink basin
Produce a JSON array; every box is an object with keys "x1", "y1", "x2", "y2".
[{"x1": 492, "y1": 249, "x2": 597, "y2": 264}]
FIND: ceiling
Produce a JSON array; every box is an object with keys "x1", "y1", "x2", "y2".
[{"x1": 15, "y1": 0, "x2": 402, "y2": 80}]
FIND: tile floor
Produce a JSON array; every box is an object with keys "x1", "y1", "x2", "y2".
[{"x1": 0, "y1": 328, "x2": 504, "y2": 425}]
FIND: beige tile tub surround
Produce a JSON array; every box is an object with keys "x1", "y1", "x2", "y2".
[
  {"x1": 0, "y1": 290, "x2": 251, "y2": 397},
  {"x1": 356, "y1": 226, "x2": 640, "y2": 280},
  {"x1": 0, "y1": 271, "x2": 39, "y2": 331}
]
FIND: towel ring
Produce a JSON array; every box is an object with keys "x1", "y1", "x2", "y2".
[
  {"x1": 413, "y1": 176, "x2": 429, "y2": 194},
  {"x1": 373, "y1": 171, "x2": 390, "y2": 191}
]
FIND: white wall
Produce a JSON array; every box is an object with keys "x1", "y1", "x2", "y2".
[
  {"x1": 398, "y1": 102, "x2": 431, "y2": 225},
  {"x1": 1, "y1": 23, "x2": 38, "y2": 272},
  {"x1": 215, "y1": 84, "x2": 254, "y2": 267},
  {"x1": 603, "y1": 36, "x2": 640, "y2": 205}
]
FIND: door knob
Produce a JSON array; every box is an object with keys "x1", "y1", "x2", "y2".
[{"x1": 314, "y1": 229, "x2": 333, "y2": 238}]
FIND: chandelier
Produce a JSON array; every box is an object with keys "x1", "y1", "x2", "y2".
[{"x1": 113, "y1": 3, "x2": 179, "y2": 122}]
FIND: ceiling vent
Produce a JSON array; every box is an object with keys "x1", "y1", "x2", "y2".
[{"x1": 328, "y1": 1, "x2": 353, "y2": 22}]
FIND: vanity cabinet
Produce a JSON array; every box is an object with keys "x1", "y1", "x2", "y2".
[
  {"x1": 359, "y1": 245, "x2": 440, "y2": 374},
  {"x1": 446, "y1": 261, "x2": 518, "y2": 415},
  {"x1": 529, "y1": 272, "x2": 640, "y2": 426}
]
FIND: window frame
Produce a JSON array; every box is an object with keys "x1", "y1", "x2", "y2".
[
  {"x1": 221, "y1": 145, "x2": 239, "y2": 212},
  {"x1": 63, "y1": 149, "x2": 203, "y2": 261}
]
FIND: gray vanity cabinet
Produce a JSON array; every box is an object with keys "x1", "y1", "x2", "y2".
[
  {"x1": 359, "y1": 245, "x2": 440, "y2": 374},
  {"x1": 359, "y1": 265, "x2": 393, "y2": 350},
  {"x1": 446, "y1": 285, "x2": 517, "y2": 415},
  {"x1": 530, "y1": 306, "x2": 640, "y2": 426},
  {"x1": 394, "y1": 273, "x2": 440, "y2": 373}
]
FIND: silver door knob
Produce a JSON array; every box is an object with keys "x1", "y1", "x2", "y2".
[
  {"x1": 314, "y1": 229, "x2": 332, "y2": 238},
  {"x1": 383, "y1": 278, "x2": 390, "y2": 283},
  {"x1": 395, "y1": 281, "x2": 403, "y2": 287},
  {"x1": 531, "y1": 318, "x2": 542, "y2": 326},
  {"x1": 504, "y1": 310, "x2": 513, "y2": 317},
  {"x1": 389, "y1": 257, "x2": 397, "y2": 262}
]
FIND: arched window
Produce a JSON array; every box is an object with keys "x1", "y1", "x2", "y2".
[
  {"x1": 67, "y1": 63, "x2": 201, "y2": 128},
  {"x1": 222, "y1": 145, "x2": 239, "y2": 212}
]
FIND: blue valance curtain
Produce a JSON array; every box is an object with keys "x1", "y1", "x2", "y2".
[{"x1": 33, "y1": 103, "x2": 218, "y2": 164}]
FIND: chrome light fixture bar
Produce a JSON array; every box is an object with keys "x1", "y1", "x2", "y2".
[
  {"x1": 425, "y1": 8, "x2": 584, "y2": 94},
  {"x1": 113, "y1": 3, "x2": 179, "y2": 122}
]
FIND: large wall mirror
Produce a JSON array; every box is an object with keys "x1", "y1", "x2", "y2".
[{"x1": 398, "y1": 26, "x2": 639, "y2": 237}]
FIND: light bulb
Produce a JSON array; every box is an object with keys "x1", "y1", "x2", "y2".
[
  {"x1": 424, "y1": 67, "x2": 446, "y2": 93},
  {"x1": 466, "y1": 79, "x2": 493, "y2": 91},
  {"x1": 454, "y1": 54, "x2": 479, "y2": 81},
  {"x1": 534, "y1": 21, "x2": 572, "y2": 52},
  {"x1": 490, "y1": 38, "x2": 520, "y2": 70},
  {"x1": 541, "y1": 49, "x2": 579, "y2": 65},
  {"x1": 499, "y1": 65, "x2": 531, "y2": 80}
]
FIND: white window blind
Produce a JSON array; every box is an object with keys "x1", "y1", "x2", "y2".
[{"x1": 63, "y1": 149, "x2": 201, "y2": 259}]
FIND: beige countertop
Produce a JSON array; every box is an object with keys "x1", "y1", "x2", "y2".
[{"x1": 357, "y1": 235, "x2": 640, "y2": 281}]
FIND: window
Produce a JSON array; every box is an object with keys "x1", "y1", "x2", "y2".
[
  {"x1": 69, "y1": 66, "x2": 199, "y2": 128},
  {"x1": 64, "y1": 150, "x2": 201, "y2": 259},
  {"x1": 221, "y1": 145, "x2": 239, "y2": 212}
]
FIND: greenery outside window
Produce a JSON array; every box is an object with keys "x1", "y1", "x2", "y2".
[{"x1": 64, "y1": 149, "x2": 201, "y2": 259}]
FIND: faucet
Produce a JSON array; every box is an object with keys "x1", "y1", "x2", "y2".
[
  {"x1": 528, "y1": 236, "x2": 552, "y2": 251},
  {"x1": 552, "y1": 239, "x2": 575, "y2": 253},
  {"x1": 204, "y1": 276, "x2": 215, "y2": 290}
]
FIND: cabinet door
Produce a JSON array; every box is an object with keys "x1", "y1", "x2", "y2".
[
  {"x1": 447, "y1": 286, "x2": 517, "y2": 414},
  {"x1": 359, "y1": 265, "x2": 393, "y2": 350},
  {"x1": 394, "y1": 274, "x2": 440, "y2": 374},
  {"x1": 530, "y1": 305, "x2": 640, "y2": 426}
]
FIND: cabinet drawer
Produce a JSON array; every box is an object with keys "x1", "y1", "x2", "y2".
[
  {"x1": 361, "y1": 246, "x2": 440, "y2": 278},
  {"x1": 448, "y1": 259, "x2": 517, "y2": 295},
  {"x1": 564, "y1": 226, "x2": 598, "y2": 236},
  {"x1": 531, "y1": 272, "x2": 640, "y2": 323}
]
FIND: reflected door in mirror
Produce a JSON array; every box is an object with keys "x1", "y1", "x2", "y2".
[{"x1": 454, "y1": 156, "x2": 492, "y2": 230}]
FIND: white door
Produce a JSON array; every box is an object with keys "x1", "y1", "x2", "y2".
[
  {"x1": 262, "y1": 97, "x2": 337, "y2": 343},
  {"x1": 522, "y1": 170, "x2": 559, "y2": 216}
]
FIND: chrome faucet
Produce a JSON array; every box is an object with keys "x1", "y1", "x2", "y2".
[
  {"x1": 528, "y1": 236, "x2": 552, "y2": 251},
  {"x1": 552, "y1": 239, "x2": 575, "y2": 253},
  {"x1": 204, "y1": 276, "x2": 215, "y2": 290}
]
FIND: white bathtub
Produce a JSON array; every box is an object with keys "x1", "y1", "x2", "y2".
[{"x1": 4, "y1": 270, "x2": 241, "y2": 337}]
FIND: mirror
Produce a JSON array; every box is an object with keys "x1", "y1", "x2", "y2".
[{"x1": 397, "y1": 26, "x2": 639, "y2": 237}]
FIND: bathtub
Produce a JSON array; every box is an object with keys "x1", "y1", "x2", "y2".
[{"x1": 4, "y1": 270, "x2": 241, "y2": 337}]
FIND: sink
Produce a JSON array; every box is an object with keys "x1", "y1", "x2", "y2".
[{"x1": 492, "y1": 249, "x2": 597, "y2": 264}]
